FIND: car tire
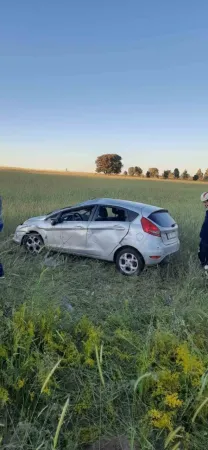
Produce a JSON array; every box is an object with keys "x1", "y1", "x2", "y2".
[
  {"x1": 23, "y1": 233, "x2": 44, "y2": 255},
  {"x1": 115, "y1": 247, "x2": 144, "y2": 276}
]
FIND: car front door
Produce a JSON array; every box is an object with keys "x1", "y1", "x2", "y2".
[
  {"x1": 58, "y1": 206, "x2": 95, "y2": 254},
  {"x1": 38, "y1": 215, "x2": 64, "y2": 249},
  {"x1": 86, "y1": 205, "x2": 130, "y2": 258}
]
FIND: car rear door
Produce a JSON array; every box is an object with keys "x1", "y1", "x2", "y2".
[{"x1": 86, "y1": 205, "x2": 130, "y2": 258}]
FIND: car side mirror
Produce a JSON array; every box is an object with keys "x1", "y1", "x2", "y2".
[
  {"x1": 51, "y1": 219, "x2": 58, "y2": 226},
  {"x1": 51, "y1": 211, "x2": 64, "y2": 226}
]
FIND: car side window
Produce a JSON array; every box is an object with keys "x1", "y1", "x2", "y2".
[
  {"x1": 127, "y1": 209, "x2": 139, "y2": 222},
  {"x1": 60, "y1": 207, "x2": 94, "y2": 222},
  {"x1": 94, "y1": 206, "x2": 128, "y2": 222}
]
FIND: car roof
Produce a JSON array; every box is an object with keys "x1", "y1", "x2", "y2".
[
  {"x1": 76, "y1": 198, "x2": 163, "y2": 215},
  {"x1": 48, "y1": 198, "x2": 164, "y2": 218}
]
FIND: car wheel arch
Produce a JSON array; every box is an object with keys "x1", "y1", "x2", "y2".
[
  {"x1": 113, "y1": 245, "x2": 145, "y2": 265},
  {"x1": 21, "y1": 230, "x2": 44, "y2": 245}
]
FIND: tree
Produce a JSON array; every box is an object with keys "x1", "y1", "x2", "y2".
[
  {"x1": 204, "y1": 169, "x2": 208, "y2": 181},
  {"x1": 149, "y1": 168, "x2": 159, "y2": 178},
  {"x1": 123, "y1": 171, "x2": 128, "y2": 176},
  {"x1": 193, "y1": 174, "x2": 199, "y2": 181},
  {"x1": 95, "y1": 154, "x2": 123, "y2": 174},
  {"x1": 134, "y1": 166, "x2": 143, "y2": 177},
  {"x1": 128, "y1": 167, "x2": 135, "y2": 176},
  {"x1": 128, "y1": 166, "x2": 143, "y2": 177},
  {"x1": 174, "y1": 168, "x2": 180, "y2": 179},
  {"x1": 182, "y1": 169, "x2": 189, "y2": 180},
  {"x1": 163, "y1": 170, "x2": 171, "y2": 179},
  {"x1": 146, "y1": 171, "x2": 151, "y2": 178},
  {"x1": 196, "y1": 169, "x2": 203, "y2": 180}
]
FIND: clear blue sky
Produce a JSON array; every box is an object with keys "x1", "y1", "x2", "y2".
[{"x1": 0, "y1": 0, "x2": 208, "y2": 174}]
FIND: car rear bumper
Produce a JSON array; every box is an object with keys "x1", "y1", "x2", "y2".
[{"x1": 144, "y1": 240, "x2": 180, "y2": 266}]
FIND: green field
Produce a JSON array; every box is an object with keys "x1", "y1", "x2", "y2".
[{"x1": 1, "y1": 170, "x2": 208, "y2": 450}]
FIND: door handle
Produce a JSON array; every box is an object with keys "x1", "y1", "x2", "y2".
[
  {"x1": 113, "y1": 225, "x2": 125, "y2": 230},
  {"x1": 75, "y1": 225, "x2": 84, "y2": 229}
]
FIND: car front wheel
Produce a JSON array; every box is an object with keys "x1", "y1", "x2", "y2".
[
  {"x1": 115, "y1": 247, "x2": 144, "y2": 276},
  {"x1": 23, "y1": 233, "x2": 44, "y2": 255}
]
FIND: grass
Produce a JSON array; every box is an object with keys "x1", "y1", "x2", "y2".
[{"x1": 1, "y1": 169, "x2": 208, "y2": 449}]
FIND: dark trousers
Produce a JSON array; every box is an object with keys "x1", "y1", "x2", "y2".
[
  {"x1": 198, "y1": 242, "x2": 208, "y2": 266},
  {"x1": 0, "y1": 263, "x2": 4, "y2": 277}
]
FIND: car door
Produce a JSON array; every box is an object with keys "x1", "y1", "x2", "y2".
[
  {"x1": 58, "y1": 206, "x2": 95, "y2": 254},
  {"x1": 86, "y1": 205, "x2": 130, "y2": 258},
  {"x1": 38, "y1": 214, "x2": 64, "y2": 249}
]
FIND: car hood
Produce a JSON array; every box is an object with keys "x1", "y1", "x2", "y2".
[{"x1": 23, "y1": 215, "x2": 47, "y2": 225}]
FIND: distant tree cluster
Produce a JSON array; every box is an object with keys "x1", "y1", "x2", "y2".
[
  {"x1": 128, "y1": 166, "x2": 143, "y2": 177},
  {"x1": 192, "y1": 169, "x2": 208, "y2": 182},
  {"x1": 95, "y1": 155, "x2": 208, "y2": 182},
  {"x1": 204, "y1": 169, "x2": 208, "y2": 181}
]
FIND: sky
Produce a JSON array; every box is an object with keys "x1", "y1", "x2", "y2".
[{"x1": 0, "y1": 0, "x2": 208, "y2": 174}]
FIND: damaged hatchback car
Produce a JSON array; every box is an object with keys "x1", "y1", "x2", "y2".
[{"x1": 13, "y1": 198, "x2": 180, "y2": 276}]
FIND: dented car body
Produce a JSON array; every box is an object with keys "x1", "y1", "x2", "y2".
[{"x1": 13, "y1": 198, "x2": 180, "y2": 276}]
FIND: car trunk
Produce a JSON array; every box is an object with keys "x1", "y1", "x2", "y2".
[{"x1": 148, "y1": 210, "x2": 179, "y2": 245}]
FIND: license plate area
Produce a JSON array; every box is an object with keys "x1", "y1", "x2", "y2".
[{"x1": 167, "y1": 232, "x2": 176, "y2": 240}]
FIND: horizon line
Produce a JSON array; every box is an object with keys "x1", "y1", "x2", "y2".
[{"x1": 0, "y1": 165, "x2": 208, "y2": 185}]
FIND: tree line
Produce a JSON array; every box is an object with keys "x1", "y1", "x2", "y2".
[{"x1": 95, "y1": 154, "x2": 208, "y2": 181}]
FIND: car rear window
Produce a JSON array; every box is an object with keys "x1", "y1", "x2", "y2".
[{"x1": 149, "y1": 210, "x2": 175, "y2": 227}]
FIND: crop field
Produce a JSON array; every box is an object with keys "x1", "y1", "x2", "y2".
[{"x1": 1, "y1": 169, "x2": 208, "y2": 450}]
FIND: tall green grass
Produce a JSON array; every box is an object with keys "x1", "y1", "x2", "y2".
[{"x1": 1, "y1": 170, "x2": 208, "y2": 449}]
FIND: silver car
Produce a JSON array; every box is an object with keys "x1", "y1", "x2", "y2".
[{"x1": 13, "y1": 198, "x2": 180, "y2": 276}]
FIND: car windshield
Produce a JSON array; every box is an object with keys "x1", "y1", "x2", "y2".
[{"x1": 46, "y1": 207, "x2": 72, "y2": 218}]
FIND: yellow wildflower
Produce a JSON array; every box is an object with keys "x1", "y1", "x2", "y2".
[
  {"x1": 30, "y1": 392, "x2": 35, "y2": 402},
  {"x1": 164, "y1": 393, "x2": 183, "y2": 408},
  {"x1": 0, "y1": 387, "x2": 9, "y2": 404},
  {"x1": 17, "y1": 379, "x2": 25, "y2": 390},
  {"x1": 75, "y1": 316, "x2": 102, "y2": 358},
  {"x1": 0, "y1": 346, "x2": 8, "y2": 359},
  {"x1": 85, "y1": 358, "x2": 95, "y2": 367},
  {"x1": 27, "y1": 320, "x2": 34, "y2": 337},
  {"x1": 154, "y1": 370, "x2": 180, "y2": 396},
  {"x1": 149, "y1": 409, "x2": 173, "y2": 430},
  {"x1": 74, "y1": 388, "x2": 92, "y2": 414},
  {"x1": 79, "y1": 426, "x2": 100, "y2": 444},
  {"x1": 176, "y1": 343, "x2": 204, "y2": 385},
  {"x1": 42, "y1": 386, "x2": 51, "y2": 396},
  {"x1": 64, "y1": 341, "x2": 80, "y2": 366}
]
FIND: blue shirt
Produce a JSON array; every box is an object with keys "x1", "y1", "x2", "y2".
[
  {"x1": 200, "y1": 210, "x2": 208, "y2": 245},
  {"x1": 0, "y1": 197, "x2": 3, "y2": 232}
]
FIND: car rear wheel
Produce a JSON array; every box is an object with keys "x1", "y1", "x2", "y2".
[
  {"x1": 115, "y1": 247, "x2": 144, "y2": 276},
  {"x1": 23, "y1": 233, "x2": 44, "y2": 255}
]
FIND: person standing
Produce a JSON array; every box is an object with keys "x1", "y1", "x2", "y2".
[
  {"x1": 198, "y1": 192, "x2": 208, "y2": 273},
  {"x1": 0, "y1": 197, "x2": 4, "y2": 278}
]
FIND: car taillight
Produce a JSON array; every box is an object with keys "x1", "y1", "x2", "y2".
[{"x1": 141, "y1": 217, "x2": 161, "y2": 237}]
